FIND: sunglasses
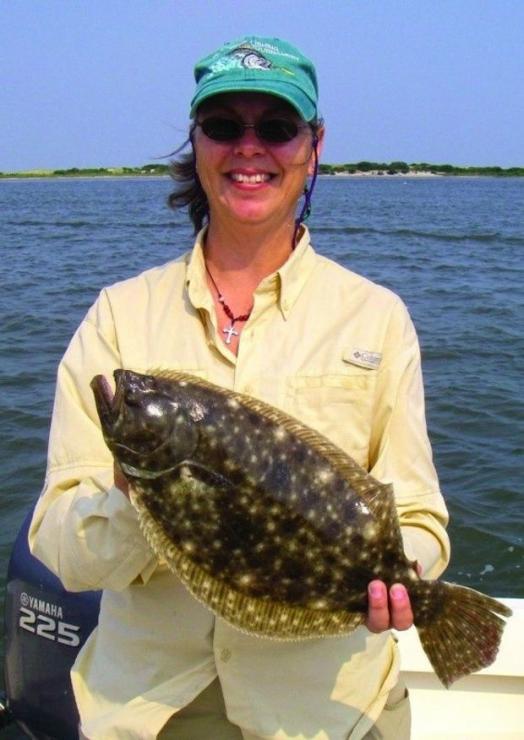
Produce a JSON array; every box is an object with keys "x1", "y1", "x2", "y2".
[{"x1": 197, "y1": 116, "x2": 308, "y2": 144}]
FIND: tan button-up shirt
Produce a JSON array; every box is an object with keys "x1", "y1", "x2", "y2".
[{"x1": 29, "y1": 228, "x2": 449, "y2": 740}]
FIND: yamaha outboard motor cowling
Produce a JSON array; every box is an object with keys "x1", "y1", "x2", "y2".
[{"x1": 3, "y1": 505, "x2": 101, "y2": 739}]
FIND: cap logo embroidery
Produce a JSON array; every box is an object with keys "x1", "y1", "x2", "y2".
[
  {"x1": 208, "y1": 47, "x2": 272, "y2": 76},
  {"x1": 231, "y1": 46, "x2": 272, "y2": 70}
]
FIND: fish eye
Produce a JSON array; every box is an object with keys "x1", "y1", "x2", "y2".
[
  {"x1": 188, "y1": 401, "x2": 206, "y2": 422},
  {"x1": 145, "y1": 401, "x2": 164, "y2": 418}
]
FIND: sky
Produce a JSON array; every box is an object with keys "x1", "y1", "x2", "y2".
[{"x1": 2, "y1": 0, "x2": 523, "y2": 171}]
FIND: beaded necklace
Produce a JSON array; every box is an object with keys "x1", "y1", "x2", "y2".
[{"x1": 205, "y1": 263, "x2": 253, "y2": 345}]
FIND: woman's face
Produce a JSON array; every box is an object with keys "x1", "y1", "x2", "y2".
[{"x1": 192, "y1": 92, "x2": 322, "y2": 230}]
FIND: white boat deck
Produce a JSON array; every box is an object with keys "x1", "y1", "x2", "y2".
[{"x1": 396, "y1": 598, "x2": 523, "y2": 739}]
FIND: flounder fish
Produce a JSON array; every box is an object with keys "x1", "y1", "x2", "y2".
[{"x1": 91, "y1": 369, "x2": 511, "y2": 687}]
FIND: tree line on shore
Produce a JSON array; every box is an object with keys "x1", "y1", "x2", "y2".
[
  {"x1": 1, "y1": 162, "x2": 523, "y2": 178},
  {"x1": 318, "y1": 161, "x2": 524, "y2": 176},
  {"x1": 0, "y1": 164, "x2": 170, "y2": 178}
]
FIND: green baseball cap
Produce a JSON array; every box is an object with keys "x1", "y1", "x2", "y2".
[{"x1": 190, "y1": 36, "x2": 319, "y2": 122}]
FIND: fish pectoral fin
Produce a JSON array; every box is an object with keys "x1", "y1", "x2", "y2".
[
  {"x1": 174, "y1": 460, "x2": 232, "y2": 489},
  {"x1": 177, "y1": 463, "x2": 195, "y2": 482}
]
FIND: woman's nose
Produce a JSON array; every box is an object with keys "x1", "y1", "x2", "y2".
[{"x1": 233, "y1": 126, "x2": 266, "y2": 155}]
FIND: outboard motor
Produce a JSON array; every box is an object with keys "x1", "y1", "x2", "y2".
[{"x1": 3, "y1": 504, "x2": 101, "y2": 739}]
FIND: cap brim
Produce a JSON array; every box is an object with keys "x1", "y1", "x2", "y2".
[{"x1": 190, "y1": 78, "x2": 317, "y2": 122}]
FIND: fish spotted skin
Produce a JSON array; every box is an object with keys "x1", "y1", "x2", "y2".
[
  {"x1": 93, "y1": 369, "x2": 409, "y2": 610},
  {"x1": 91, "y1": 369, "x2": 511, "y2": 687}
]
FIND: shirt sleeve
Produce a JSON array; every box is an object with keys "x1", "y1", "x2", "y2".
[
  {"x1": 28, "y1": 289, "x2": 158, "y2": 592},
  {"x1": 368, "y1": 298, "x2": 450, "y2": 580}
]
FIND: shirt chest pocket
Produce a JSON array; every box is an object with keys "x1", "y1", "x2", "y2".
[{"x1": 285, "y1": 372, "x2": 376, "y2": 468}]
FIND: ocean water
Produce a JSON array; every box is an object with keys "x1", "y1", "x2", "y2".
[{"x1": 0, "y1": 175, "x2": 522, "y2": 638}]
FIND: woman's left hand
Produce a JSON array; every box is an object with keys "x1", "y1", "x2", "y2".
[{"x1": 365, "y1": 580, "x2": 415, "y2": 633}]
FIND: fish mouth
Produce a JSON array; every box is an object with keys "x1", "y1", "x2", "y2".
[
  {"x1": 91, "y1": 374, "x2": 119, "y2": 431},
  {"x1": 91, "y1": 369, "x2": 167, "y2": 446},
  {"x1": 91, "y1": 370, "x2": 144, "y2": 426}
]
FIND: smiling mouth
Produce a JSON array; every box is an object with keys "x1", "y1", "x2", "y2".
[{"x1": 229, "y1": 172, "x2": 273, "y2": 184}]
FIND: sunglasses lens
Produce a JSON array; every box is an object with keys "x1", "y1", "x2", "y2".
[
  {"x1": 258, "y1": 119, "x2": 299, "y2": 143},
  {"x1": 199, "y1": 117, "x2": 301, "y2": 143},
  {"x1": 201, "y1": 118, "x2": 243, "y2": 141}
]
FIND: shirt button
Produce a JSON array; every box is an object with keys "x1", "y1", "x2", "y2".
[{"x1": 220, "y1": 648, "x2": 232, "y2": 663}]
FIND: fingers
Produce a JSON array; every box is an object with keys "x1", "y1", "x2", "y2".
[
  {"x1": 366, "y1": 581, "x2": 414, "y2": 633},
  {"x1": 366, "y1": 581, "x2": 390, "y2": 633},
  {"x1": 389, "y1": 584, "x2": 414, "y2": 631}
]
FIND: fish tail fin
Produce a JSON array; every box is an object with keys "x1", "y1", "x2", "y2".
[{"x1": 411, "y1": 580, "x2": 512, "y2": 687}]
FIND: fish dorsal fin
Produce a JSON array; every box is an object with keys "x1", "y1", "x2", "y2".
[{"x1": 143, "y1": 369, "x2": 392, "y2": 517}]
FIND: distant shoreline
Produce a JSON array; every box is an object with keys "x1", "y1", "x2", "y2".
[
  {"x1": 319, "y1": 162, "x2": 524, "y2": 177},
  {"x1": 1, "y1": 162, "x2": 523, "y2": 179}
]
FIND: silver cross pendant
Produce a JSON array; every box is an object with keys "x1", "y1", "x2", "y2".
[{"x1": 223, "y1": 324, "x2": 239, "y2": 344}]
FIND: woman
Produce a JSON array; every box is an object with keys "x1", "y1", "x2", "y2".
[{"x1": 29, "y1": 36, "x2": 449, "y2": 739}]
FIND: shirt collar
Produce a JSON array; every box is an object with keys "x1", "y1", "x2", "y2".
[
  {"x1": 275, "y1": 226, "x2": 317, "y2": 319},
  {"x1": 185, "y1": 228, "x2": 212, "y2": 312},
  {"x1": 185, "y1": 226, "x2": 317, "y2": 320}
]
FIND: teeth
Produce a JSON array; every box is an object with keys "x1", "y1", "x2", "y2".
[{"x1": 230, "y1": 173, "x2": 270, "y2": 184}]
